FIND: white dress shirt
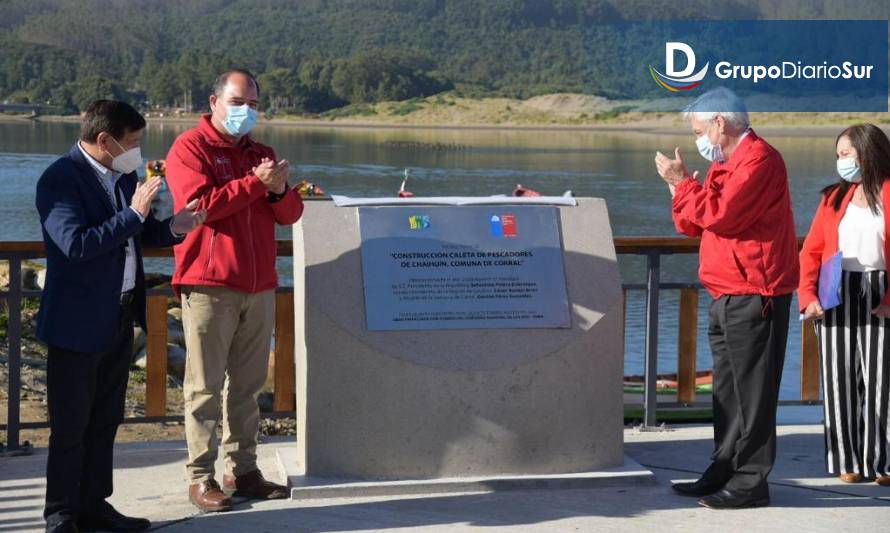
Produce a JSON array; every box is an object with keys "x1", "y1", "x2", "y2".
[
  {"x1": 839, "y1": 202, "x2": 886, "y2": 272},
  {"x1": 77, "y1": 142, "x2": 144, "y2": 293}
]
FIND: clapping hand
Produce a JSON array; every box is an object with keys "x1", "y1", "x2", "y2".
[
  {"x1": 131, "y1": 177, "x2": 163, "y2": 218},
  {"x1": 655, "y1": 148, "x2": 697, "y2": 188},
  {"x1": 253, "y1": 157, "x2": 289, "y2": 194},
  {"x1": 171, "y1": 199, "x2": 207, "y2": 234}
]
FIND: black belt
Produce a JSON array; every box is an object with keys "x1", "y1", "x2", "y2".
[{"x1": 120, "y1": 291, "x2": 135, "y2": 306}]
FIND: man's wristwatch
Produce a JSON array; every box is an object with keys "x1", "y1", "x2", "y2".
[{"x1": 267, "y1": 184, "x2": 289, "y2": 203}]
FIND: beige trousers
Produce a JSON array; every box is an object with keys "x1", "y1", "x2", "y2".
[{"x1": 181, "y1": 285, "x2": 275, "y2": 483}]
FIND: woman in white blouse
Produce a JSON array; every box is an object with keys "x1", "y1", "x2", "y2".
[{"x1": 799, "y1": 123, "x2": 890, "y2": 486}]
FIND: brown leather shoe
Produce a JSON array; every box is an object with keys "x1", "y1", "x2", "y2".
[
  {"x1": 222, "y1": 470, "x2": 288, "y2": 500},
  {"x1": 189, "y1": 479, "x2": 233, "y2": 512},
  {"x1": 839, "y1": 473, "x2": 864, "y2": 483},
  {"x1": 876, "y1": 476, "x2": 890, "y2": 486}
]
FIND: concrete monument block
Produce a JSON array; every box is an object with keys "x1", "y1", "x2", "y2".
[{"x1": 286, "y1": 198, "x2": 640, "y2": 496}]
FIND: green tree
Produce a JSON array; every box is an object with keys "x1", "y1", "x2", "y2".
[{"x1": 70, "y1": 75, "x2": 128, "y2": 111}]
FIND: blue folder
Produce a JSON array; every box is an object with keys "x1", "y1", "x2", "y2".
[{"x1": 818, "y1": 251, "x2": 844, "y2": 312}]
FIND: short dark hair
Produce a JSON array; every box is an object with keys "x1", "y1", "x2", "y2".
[
  {"x1": 213, "y1": 68, "x2": 261, "y2": 97},
  {"x1": 80, "y1": 100, "x2": 146, "y2": 143}
]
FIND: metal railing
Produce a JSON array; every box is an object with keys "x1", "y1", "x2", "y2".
[
  {"x1": 617, "y1": 236, "x2": 819, "y2": 428},
  {"x1": 0, "y1": 237, "x2": 821, "y2": 449}
]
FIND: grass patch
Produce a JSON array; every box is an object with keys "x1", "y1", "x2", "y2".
[
  {"x1": 0, "y1": 297, "x2": 41, "y2": 340},
  {"x1": 624, "y1": 407, "x2": 713, "y2": 423},
  {"x1": 593, "y1": 105, "x2": 636, "y2": 122},
  {"x1": 129, "y1": 368, "x2": 147, "y2": 384},
  {"x1": 623, "y1": 384, "x2": 713, "y2": 395},
  {"x1": 322, "y1": 104, "x2": 378, "y2": 120},
  {"x1": 390, "y1": 101, "x2": 424, "y2": 116}
]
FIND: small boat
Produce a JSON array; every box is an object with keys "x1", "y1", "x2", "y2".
[
  {"x1": 623, "y1": 370, "x2": 715, "y2": 423},
  {"x1": 146, "y1": 160, "x2": 165, "y2": 180},
  {"x1": 623, "y1": 370, "x2": 714, "y2": 394},
  {"x1": 144, "y1": 160, "x2": 169, "y2": 192},
  {"x1": 296, "y1": 180, "x2": 326, "y2": 198}
]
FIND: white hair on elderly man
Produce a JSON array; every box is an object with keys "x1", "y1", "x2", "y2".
[{"x1": 682, "y1": 87, "x2": 750, "y2": 131}]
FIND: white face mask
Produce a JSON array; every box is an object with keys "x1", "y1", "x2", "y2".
[
  {"x1": 836, "y1": 157, "x2": 861, "y2": 182},
  {"x1": 105, "y1": 136, "x2": 142, "y2": 174},
  {"x1": 695, "y1": 121, "x2": 725, "y2": 163}
]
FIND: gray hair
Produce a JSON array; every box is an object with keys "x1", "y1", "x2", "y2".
[{"x1": 682, "y1": 87, "x2": 750, "y2": 131}]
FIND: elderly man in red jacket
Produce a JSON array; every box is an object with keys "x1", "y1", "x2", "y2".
[
  {"x1": 654, "y1": 88, "x2": 799, "y2": 510},
  {"x1": 165, "y1": 69, "x2": 304, "y2": 512}
]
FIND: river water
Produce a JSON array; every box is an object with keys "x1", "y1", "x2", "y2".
[{"x1": 0, "y1": 119, "x2": 846, "y2": 399}]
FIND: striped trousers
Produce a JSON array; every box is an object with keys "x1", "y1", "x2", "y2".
[{"x1": 817, "y1": 270, "x2": 890, "y2": 478}]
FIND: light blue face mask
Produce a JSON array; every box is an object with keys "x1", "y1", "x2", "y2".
[
  {"x1": 695, "y1": 122, "x2": 725, "y2": 163},
  {"x1": 837, "y1": 157, "x2": 861, "y2": 182},
  {"x1": 222, "y1": 104, "x2": 258, "y2": 137}
]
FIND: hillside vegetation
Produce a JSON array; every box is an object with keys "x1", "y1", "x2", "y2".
[{"x1": 1, "y1": 0, "x2": 887, "y2": 114}]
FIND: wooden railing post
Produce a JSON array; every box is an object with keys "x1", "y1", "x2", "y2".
[
  {"x1": 145, "y1": 295, "x2": 168, "y2": 417},
  {"x1": 800, "y1": 318, "x2": 821, "y2": 402},
  {"x1": 677, "y1": 288, "x2": 699, "y2": 404},
  {"x1": 273, "y1": 292, "x2": 296, "y2": 411}
]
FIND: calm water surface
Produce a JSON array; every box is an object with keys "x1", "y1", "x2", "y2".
[{"x1": 0, "y1": 120, "x2": 845, "y2": 399}]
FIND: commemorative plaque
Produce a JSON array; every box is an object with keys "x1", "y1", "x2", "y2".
[{"x1": 358, "y1": 206, "x2": 570, "y2": 331}]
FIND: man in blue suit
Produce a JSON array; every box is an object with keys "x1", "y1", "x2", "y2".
[{"x1": 35, "y1": 100, "x2": 206, "y2": 533}]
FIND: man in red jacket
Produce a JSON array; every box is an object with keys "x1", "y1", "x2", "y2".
[
  {"x1": 165, "y1": 69, "x2": 304, "y2": 512},
  {"x1": 654, "y1": 88, "x2": 799, "y2": 510}
]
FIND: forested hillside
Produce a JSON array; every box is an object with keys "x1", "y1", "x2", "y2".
[{"x1": 1, "y1": 0, "x2": 886, "y2": 113}]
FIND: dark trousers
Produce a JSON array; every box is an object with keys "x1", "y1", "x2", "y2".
[
  {"x1": 44, "y1": 302, "x2": 134, "y2": 524},
  {"x1": 702, "y1": 293, "x2": 791, "y2": 493}
]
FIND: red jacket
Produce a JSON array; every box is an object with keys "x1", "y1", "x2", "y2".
[
  {"x1": 165, "y1": 115, "x2": 304, "y2": 295},
  {"x1": 672, "y1": 130, "x2": 799, "y2": 298},
  {"x1": 798, "y1": 181, "x2": 890, "y2": 312}
]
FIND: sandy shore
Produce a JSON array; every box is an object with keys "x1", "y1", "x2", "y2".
[{"x1": 0, "y1": 112, "x2": 872, "y2": 138}]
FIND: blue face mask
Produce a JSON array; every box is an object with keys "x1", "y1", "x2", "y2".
[
  {"x1": 221, "y1": 104, "x2": 258, "y2": 137},
  {"x1": 837, "y1": 157, "x2": 861, "y2": 182},
  {"x1": 695, "y1": 122, "x2": 725, "y2": 163}
]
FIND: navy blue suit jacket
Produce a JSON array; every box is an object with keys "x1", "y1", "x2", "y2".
[{"x1": 35, "y1": 143, "x2": 183, "y2": 354}]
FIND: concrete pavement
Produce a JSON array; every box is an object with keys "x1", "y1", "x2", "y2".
[{"x1": 2, "y1": 407, "x2": 888, "y2": 532}]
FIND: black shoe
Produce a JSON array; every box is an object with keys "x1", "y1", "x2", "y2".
[
  {"x1": 698, "y1": 488, "x2": 770, "y2": 510},
  {"x1": 671, "y1": 478, "x2": 725, "y2": 497},
  {"x1": 77, "y1": 502, "x2": 150, "y2": 532},
  {"x1": 46, "y1": 520, "x2": 79, "y2": 533}
]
